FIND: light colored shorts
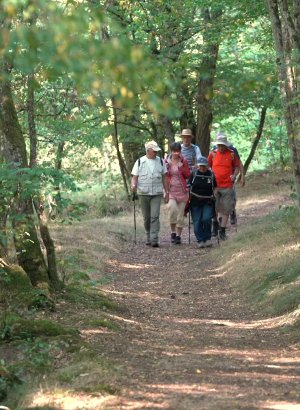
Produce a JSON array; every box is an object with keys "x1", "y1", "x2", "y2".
[{"x1": 215, "y1": 188, "x2": 235, "y2": 215}]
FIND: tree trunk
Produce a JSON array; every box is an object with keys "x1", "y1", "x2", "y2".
[
  {"x1": 244, "y1": 107, "x2": 268, "y2": 175},
  {"x1": 27, "y1": 72, "x2": 38, "y2": 168},
  {"x1": 27, "y1": 72, "x2": 61, "y2": 290},
  {"x1": 195, "y1": 8, "x2": 222, "y2": 156},
  {"x1": 0, "y1": 63, "x2": 51, "y2": 287},
  {"x1": 33, "y1": 200, "x2": 62, "y2": 290},
  {"x1": 159, "y1": 115, "x2": 175, "y2": 151},
  {"x1": 12, "y1": 197, "x2": 50, "y2": 286},
  {"x1": 112, "y1": 97, "x2": 130, "y2": 197},
  {"x1": 266, "y1": 0, "x2": 300, "y2": 205}
]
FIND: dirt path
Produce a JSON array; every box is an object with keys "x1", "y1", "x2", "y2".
[{"x1": 92, "y1": 190, "x2": 300, "y2": 410}]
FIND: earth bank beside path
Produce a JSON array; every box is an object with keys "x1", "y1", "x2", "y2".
[{"x1": 97, "y1": 189, "x2": 300, "y2": 409}]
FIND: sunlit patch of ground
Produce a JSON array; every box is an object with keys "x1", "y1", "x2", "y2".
[{"x1": 23, "y1": 390, "x2": 120, "y2": 410}]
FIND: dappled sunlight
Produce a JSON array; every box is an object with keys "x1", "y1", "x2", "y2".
[
  {"x1": 267, "y1": 242, "x2": 300, "y2": 259},
  {"x1": 25, "y1": 389, "x2": 118, "y2": 409},
  {"x1": 104, "y1": 313, "x2": 140, "y2": 325},
  {"x1": 238, "y1": 197, "x2": 272, "y2": 210},
  {"x1": 170, "y1": 309, "x2": 300, "y2": 329},
  {"x1": 106, "y1": 259, "x2": 153, "y2": 270},
  {"x1": 81, "y1": 328, "x2": 114, "y2": 335},
  {"x1": 149, "y1": 382, "x2": 221, "y2": 394},
  {"x1": 198, "y1": 347, "x2": 276, "y2": 359},
  {"x1": 103, "y1": 288, "x2": 171, "y2": 302},
  {"x1": 260, "y1": 402, "x2": 300, "y2": 410}
]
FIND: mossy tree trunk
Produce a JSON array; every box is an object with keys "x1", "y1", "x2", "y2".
[
  {"x1": 0, "y1": 63, "x2": 51, "y2": 288},
  {"x1": 27, "y1": 73, "x2": 62, "y2": 290}
]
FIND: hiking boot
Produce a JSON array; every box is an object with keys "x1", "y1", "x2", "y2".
[
  {"x1": 171, "y1": 232, "x2": 176, "y2": 243},
  {"x1": 175, "y1": 235, "x2": 181, "y2": 245},
  {"x1": 204, "y1": 239, "x2": 213, "y2": 248},
  {"x1": 219, "y1": 227, "x2": 227, "y2": 241},
  {"x1": 151, "y1": 242, "x2": 159, "y2": 248},
  {"x1": 230, "y1": 210, "x2": 237, "y2": 225},
  {"x1": 212, "y1": 220, "x2": 219, "y2": 237}
]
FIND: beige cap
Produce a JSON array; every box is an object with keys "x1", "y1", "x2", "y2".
[
  {"x1": 181, "y1": 128, "x2": 193, "y2": 136},
  {"x1": 145, "y1": 140, "x2": 161, "y2": 151}
]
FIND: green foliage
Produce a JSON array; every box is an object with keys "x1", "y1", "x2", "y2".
[
  {"x1": 63, "y1": 284, "x2": 118, "y2": 311},
  {"x1": 213, "y1": 202, "x2": 300, "y2": 321},
  {"x1": 0, "y1": 264, "x2": 56, "y2": 312},
  {"x1": 0, "y1": 264, "x2": 33, "y2": 308},
  {"x1": 0, "y1": 313, "x2": 78, "y2": 341},
  {"x1": 0, "y1": 360, "x2": 22, "y2": 401}
]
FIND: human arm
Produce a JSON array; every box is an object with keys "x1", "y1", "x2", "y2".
[
  {"x1": 131, "y1": 175, "x2": 138, "y2": 192},
  {"x1": 195, "y1": 145, "x2": 202, "y2": 163},
  {"x1": 238, "y1": 161, "x2": 245, "y2": 186},
  {"x1": 231, "y1": 147, "x2": 245, "y2": 186},
  {"x1": 131, "y1": 159, "x2": 139, "y2": 192},
  {"x1": 162, "y1": 174, "x2": 169, "y2": 203},
  {"x1": 207, "y1": 151, "x2": 213, "y2": 169},
  {"x1": 231, "y1": 155, "x2": 241, "y2": 183},
  {"x1": 181, "y1": 158, "x2": 191, "y2": 179}
]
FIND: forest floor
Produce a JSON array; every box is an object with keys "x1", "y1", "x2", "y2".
[
  {"x1": 14, "y1": 173, "x2": 300, "y2": 410},
  {"x1": 86, "y1": 180, "x2": 300, "y2": 410}
]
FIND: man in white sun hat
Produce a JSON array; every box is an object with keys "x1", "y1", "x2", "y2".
[
  {"x1": 131, "y1": 141, "x2": 169, "y2": 247},
  {"x1": 208, "y1": 133, "x2": 241, "y2": 240}
]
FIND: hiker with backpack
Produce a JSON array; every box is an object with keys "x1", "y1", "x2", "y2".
[
  {"x1": 165, "y1": 142, "x2": 190, "y2": 244},
  {"x1": 131, "y1": 141, "x2": 169, "y2": 247},
  {"x1": 211, "y1": 135, "x2": 245, "y2": 226},
  {"x1": 208, "y1": 134, "x2": 241, "y2": 240},
  {"x1": 181, "y1": 128, "x2": 202, "y2": 171},
  {"x1": 188, "y1": 156, "x2": 217, "y2": 248}
]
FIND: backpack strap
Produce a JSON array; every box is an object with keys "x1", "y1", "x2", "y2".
[{"x1": 211, "y1": 149, "x2": 235, "y2": 164}]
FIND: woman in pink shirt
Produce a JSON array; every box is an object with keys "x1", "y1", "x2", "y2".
[{"x1": 165, "y1": 142, "x2": 190, "y2": 244}]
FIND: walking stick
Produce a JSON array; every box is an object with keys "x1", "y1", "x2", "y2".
[
  {"x1": 188, "y1": 208, "x2": 191, "y2": 244},
  {"x1": 132, "y1": 193, "x2": 137, "y2": 244}
]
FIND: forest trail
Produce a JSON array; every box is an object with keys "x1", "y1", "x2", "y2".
[{"x1": 84, "y1": 181, "x2": 300, "y2": 410}]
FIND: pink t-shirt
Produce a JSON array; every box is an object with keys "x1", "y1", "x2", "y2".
[{"x1": 169, "y1": 164, "x2": 189, "y2": 203}]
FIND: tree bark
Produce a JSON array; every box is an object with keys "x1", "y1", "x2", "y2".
[
  {"x1": 112, "y1": 97, "x2": 130, "y2": 197},
  {"x1": 27, "y1": 71, "x2": 61, "y2": 290},
  {"x1": 33, "y1": 200, "x2": 62, "y2": 290},
  {"x1": 27, "y1": 72, "x2": 38, "y2": 168},
  {"x1": 244, "y1": 107, "x2": 268, "y2": 175},
  {"x1": 0, "y1": 62, "x2": 51, "y2": 287},
  {"x1": 266, "y1": 0, "x2": 300, "y2": 205},
  {"x1": 12, "y1": 197, "x2": 50, "y2": 286},
  {"x1": 195, "y1": 8, "x2": 222, "y2": 156}
]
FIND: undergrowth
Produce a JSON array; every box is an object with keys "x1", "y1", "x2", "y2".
[{"x1": 212, "y1": 205, "x2": 300, "y2": 324}]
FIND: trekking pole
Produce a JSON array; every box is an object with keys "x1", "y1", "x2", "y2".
[
  {"x1": 188, "y1": 207, "x2": 191, "y2": 245},
  {"x1": 132, "y1": 193, "x2": 137, "y2": 244}
]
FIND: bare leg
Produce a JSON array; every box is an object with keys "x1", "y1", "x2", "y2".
[{"x1": 176, "y1": 226, "x2": 183, "y2": 236}]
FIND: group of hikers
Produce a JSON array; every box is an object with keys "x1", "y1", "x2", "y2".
[{"x1": 131, "y1": 128, "x2": 245, "y2": 248}]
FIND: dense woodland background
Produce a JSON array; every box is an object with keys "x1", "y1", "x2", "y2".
[{"x1": 0, "y1": 0, "x2": 300, "y2": 406}]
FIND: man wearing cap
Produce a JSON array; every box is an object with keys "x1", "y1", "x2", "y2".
[
  {"x1": 180, "y1": 129, "x2": 202, "y2": 171},
  {"x1": 131, "y1": 141, "x2": 169, "y2": 247},
  {"x1": 188, "y1": 156, "x2": 217, "y2": 247},
  {"x1": 208, "y1": 134, "x2": 240, "y2": 240}
]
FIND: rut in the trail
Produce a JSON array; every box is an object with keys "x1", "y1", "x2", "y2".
[{"x1": 95, "y1": 204, "x2": 300, "y2": 410}]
